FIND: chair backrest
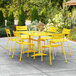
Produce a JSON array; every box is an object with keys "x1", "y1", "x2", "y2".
[
  {"x1": 16, "y1": 26, "x2": 27, "y2": 31},
  {"x1": 62, "y1": 28, "x2": 71, "y2": 38},
  {"x1": 13, "y1": 31, "x2": 21, "y2": 37},
  {"x1": 13, "y1": 31, "x2": 26, "y2": 41},
  {"x1": 5, "y1": 28, "x2": 11, "y2": 39},
  {"x1": 48, "y1": 27, "x2": 58, "y2": 33},
  {"x1": 51, "y1": 34, "x2": 65, "y2": 40}
]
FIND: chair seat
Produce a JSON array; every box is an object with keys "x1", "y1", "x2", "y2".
[
  {"x1": 50, "y1": 39, "x2": 67, "y2": 43},
  {"x1": 42, "y1": 44, "x2": 61, "y2": 48},
  {"x1": 9, "y1": 38, "x2": 21, "y2": 41},
  {"x1": 23, "y1": 42, "x2": 35, "y2": 45},
  {"x1": 41, "y1": 36, "x2": 52, "y2": 40},
  {"x1": 16, "y1": 41, "x2": 34, "y2": 45}
]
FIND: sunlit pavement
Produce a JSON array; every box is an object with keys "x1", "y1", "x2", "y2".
[{"x1": 0, "y1": 37, "x2": 76, "y2": 76}]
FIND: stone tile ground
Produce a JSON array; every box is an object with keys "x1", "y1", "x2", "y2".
[{"x1": 0, "y1": 37, "x2": 76, "y2": 76}]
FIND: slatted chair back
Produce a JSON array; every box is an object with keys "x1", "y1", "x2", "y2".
[
  {"x1": 5, "y1": 28, "x2": 12, "y2": 39},
  {"x1": 16, "y1": 26, "x2": 27, "y2": 31},
  {"x1": 13, "y1": 31, "x2": 21, "y2": 37},
  {"x1": 51, "y1": 34, "x2": 65, "y2": 40},
  {"x1": 62, "y1": 28, "x2": 71, "y2": 38},
  {"x1": 48, "y1": 27, "x2": 58, "y2": 33}
]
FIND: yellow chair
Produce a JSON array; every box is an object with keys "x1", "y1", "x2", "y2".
[
  {"x1": 40, "y1": 34, "x2": 67, "y2": 65},
  {"x1": 5, "y1": 28, "x2": 21, "y2": 56},
  {"x1": 16, "y1": 26, "x2": 32, "y2": 39},
  {"x1": 12, "y1": 31, "x2": 35, "y2": 62},
  {"x1": 41, "y1": 27, "x2": 58, "y2": 44},
  {"x1": 45, "y1": 28, "x2": 71, "y2": 56},
  {"x1": 16, "y1": 26, "x2": 34, "y2": 50},
  {"x1": 62, "y1": 28, "x2": 71, "y2": 56}
]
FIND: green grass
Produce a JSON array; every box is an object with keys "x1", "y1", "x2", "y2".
[{"x1": 69, "y1": 28, "x2": 76, "y2": 41}]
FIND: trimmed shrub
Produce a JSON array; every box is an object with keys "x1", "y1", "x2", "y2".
[
  {"x1": 18, "y1": 4, "x2": 25, "y2": 26},
  {"x1": 0, "y1": 26, "x2": 15, "y2": 37},
  {"x1": 0, "y1": 27, "x2": 14, "y2": 37},
  {"x1": 7, "y1": 10, "x2": 14, "y2": 28},
  {"x1": 40, "y1": 8, "x2": 47, "y2": 24},
  {"x1": 31, "y1": 6, "x2": 39, "y2": 22},
  {"x1": 0, "y1": 10, "x2": 5, "y2": 27},
  {"x1": 0, "y1": 28, "x2": 6, "y2": 37},
  {"x1": 72, "y1": 7, "x2": 76, "y2": 27}
]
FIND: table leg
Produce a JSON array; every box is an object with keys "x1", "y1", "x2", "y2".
[
  {"x1": 28, "y1": 35, "x2": 31, "y2": 50},
  {"x1": 38, "y1": 36, "x2": 41, "y2": 54},
  {"x1": 31, "y1": 36, "x2": 47, "y2": 57}
]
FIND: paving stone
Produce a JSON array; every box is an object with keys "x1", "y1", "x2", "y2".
[
  {"x1": 0, "y1": 37, "x2": 76, "y2": 76},
  {"x1": 0, "y1": 62, "x2": 41, "y2": 75},
  {"x1": 9, "y1": 73, "x2": 47, "y2": 76},
  {"x1": 47, "y1": 70, "x2": 76, "y2": 76}
]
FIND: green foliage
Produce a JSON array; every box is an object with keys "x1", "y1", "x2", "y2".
[
  {"x1": 9, "y1": 0, "x2": 20, "y2": 19},
  {"x1": 31, "y1": 6, "x2": 39, "y2": 22},
  {"x1": 72, "y1": 7, "x2": 76, "y2": 26},
  {"x1": 40, "y1": 8, "x2": 47, "y2": 24},
  {"x1": 69, "y1": 27, "x2": 76, "y2": 41},
  {"x1": 61, "y1": 0, "x2": 71, "y2": 28},
  {"x1": 7, "y1": 9, "x2": 14, "y2": 27},
  {"x1": 0, "y1": 0, "x2": 10, "y2": 7},
  {"x1": 0, "y1": 28, "x2": 6, "y2": 37},
  {"x1": 0, "y1": 26, "x2": 14, "y2": 37},
  {"x1": 28, "y1": 20, "x2": 39, "y2": 30},
  {"x1": 18, "y1": 4, "x2": 25, "y2": 26},
  {"x1": 0, "y1": 10, "x2": 5, "y2": 27},
  {"x1": 47, "y1": 1, "x2": 52, "y2": 19},
  {"x1": 0, "y1": 0, "x2": 69, "y2": 20},
  {"x1": 28, "y1": 19, "x2": 45, "y2": 31}
]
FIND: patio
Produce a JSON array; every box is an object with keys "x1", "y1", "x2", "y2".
[{"x1": 0, "y1": 37, "x2": 76, "y2": 76}]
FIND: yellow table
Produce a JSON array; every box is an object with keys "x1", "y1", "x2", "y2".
[{"x1": 18, "y1": 31, "x2": 53, "y2": 57}]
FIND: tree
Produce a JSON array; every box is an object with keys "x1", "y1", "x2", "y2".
[
  {"x1": 61, "y1": 0, "x2": 71, "y2": 28},
  {"x1": 40, "y1": 8, "x2": 47, "y2": 24},
  {"x1": 0, "y1": 0, "x2": 10, "y2": 7},
  {"x1": 7, "y1": 9, "x2": 14, "y2": 27},
  {"x1": 31, "y1": 6, "x2": 39, "y2": 22},
  {"x1": 18, "y1": 4, "x2": 25, "y2": 26},
  {"x1": 0, "y1": 10, "x2": 5, "y2": 27}
]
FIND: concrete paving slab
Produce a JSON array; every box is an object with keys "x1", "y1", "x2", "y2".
[
  {"x1": 9, "y1": 73, "x2": 48, "y2": 76},
  {"x1": 0, "y1": 37, "x2": 76, "y2": 76},
  {"x1": 26, "y1": 58, "x2": 76, "y2": 72},
  {"x1": 47, "y1": 70, "x2": 76, "y2": 76}
]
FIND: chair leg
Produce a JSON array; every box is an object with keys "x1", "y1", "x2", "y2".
[
  {"x1": 41, "y1": 47, "x2": 43, "y2": 62},
  {"x1": 61, "y1": 45, "x2": 64, "y2": 54},
  {"x1": 23, "y1": 45, "x2": 24, "y2": 53},
  {"x1": 67, "y1": 41, "x2": 71, "y2": 56},
  {"x1": 32, "y1": 40, "x2": 33, "y2": 50},
  {"x1": 62, "y1": 46, "x2": 67, "y2": 63},
  {"x1": 19, "y1": 44, "x2": 21, "y2": 53},
  {"x1": 57, "y1": 47, "x2": 58, "y2": 52},
  {"x1": 44, "y1": 41, "x2": 45, "y2": 53},
  {"x1": 53, "y1": 47, "x2": 54, "y2": 60},
  {"x1": 5, "y1": 40, "x2": 9, "y2": 54},
  {"x1": 9, "y1": 41, "x2": 13, "y2": 56},
  {"x1": 55, "y1": 47, "x2": 56, "y2": 57},
  {"x1": 12, "y1": 42, "x2": 16, "y2": 59},
  {"x1": 47, "y1": 40, "x2": 48, "y2": 45},
  {"x1": 20, "y1": 44, "x2": 23, "y2": 62},
  {"x1": 49, "y1": 47, "x2": 52, "y2": 65},
  {"x1": 34, "y1": 45, "x2": 35, "y2": 60},
  {"x1": 27, "y1": 44, "x2": 29, "y2": 57},
  {"x1": 27, "y1": 52, "x2": 29, "y2": 57}
]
